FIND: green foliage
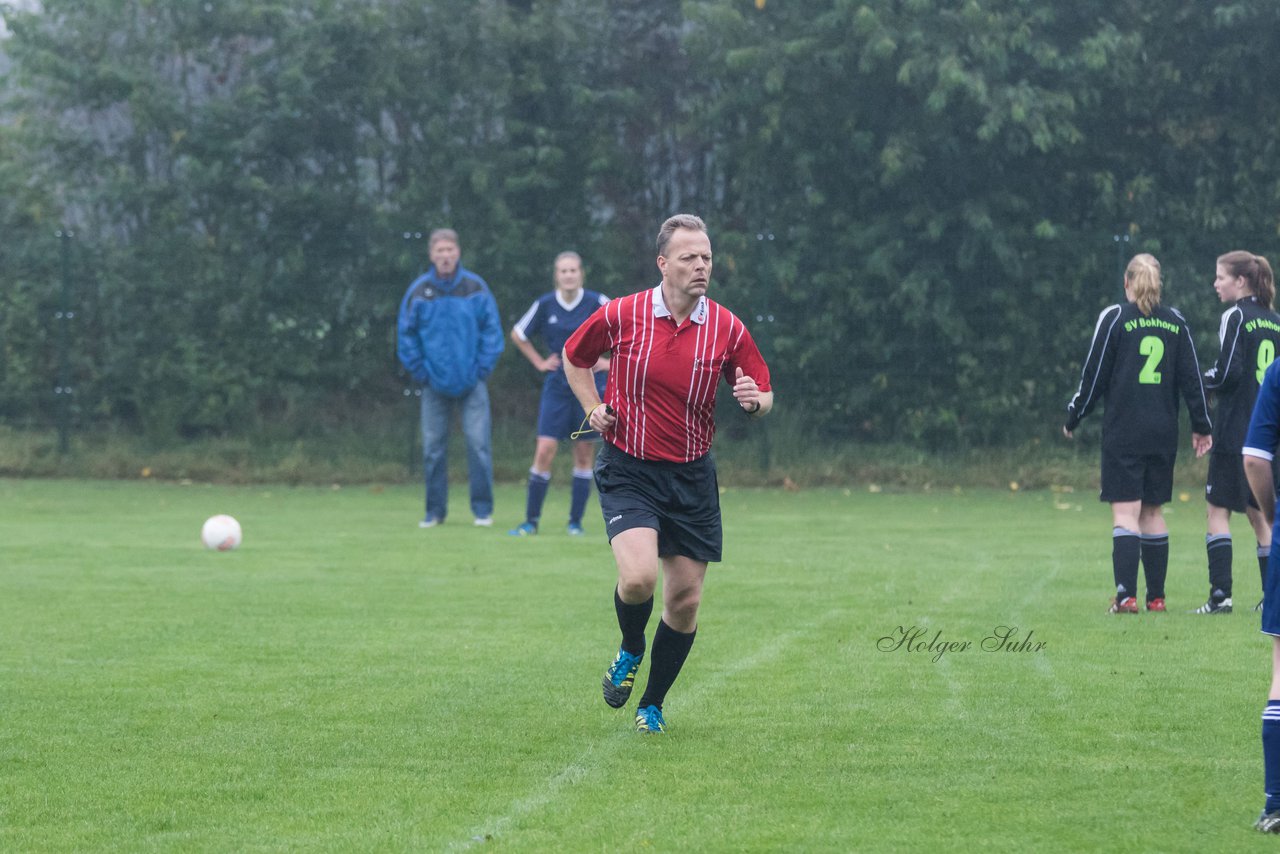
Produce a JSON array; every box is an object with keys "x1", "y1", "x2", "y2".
[{"x1": 3, "y1": 1, "x2": 1280, "y2": 445}]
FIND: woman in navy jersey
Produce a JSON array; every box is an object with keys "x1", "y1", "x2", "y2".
[
  {"x1": 1064, "y1": 253, "x2": 1212, "y2": 613},
  {"x1": 1198, "y1": 251, "x2": 1280, "y2": 614},
  {"x1": 507, "y1": 252, "x2": 610, "y2": 537}
]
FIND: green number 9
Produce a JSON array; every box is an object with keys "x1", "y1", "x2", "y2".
[{"x1": 1259, "y1": 339, "x2": 1276, "y2": 385}]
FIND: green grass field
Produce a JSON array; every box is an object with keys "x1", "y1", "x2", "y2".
[{"x1": 2, "y1": 477, "x2": 1278, "y2": 852}]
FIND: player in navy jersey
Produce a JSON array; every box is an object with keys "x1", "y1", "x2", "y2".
[
  {"x1": 1064, "y1": 253, "x2": 1212, "y2": 613},
  {"x1": 1198, "y1": 252, "x2": 1280, "y2": 614},
  {"x1": 562, "y1": 214, "x2": 772, "y2": 735},
  {"x1": 1242, "y1": 354, "x2": 1280, "y2": 831},
  {"x1": 507, "y1": 252, "x2": 610, "y2": 537}
]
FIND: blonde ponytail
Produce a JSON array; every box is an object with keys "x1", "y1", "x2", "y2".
[{"x1": 1126, "y1": 253, "x2": 1162, "y2": 316}]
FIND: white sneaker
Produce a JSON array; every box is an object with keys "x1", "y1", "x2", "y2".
[
  {"x1": 419, "y1": 517, "x2": 441, "y2": 529},
  {"x1": 473, "y1": 517, "x2": 493, "y2": 527}
]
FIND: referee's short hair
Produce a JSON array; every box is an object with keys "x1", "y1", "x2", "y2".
[{"x1": 656, "y1": 214, "x2": 708, "y2": 257}]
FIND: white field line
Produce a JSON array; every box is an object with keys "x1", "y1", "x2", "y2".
[{"x1": 448, "y1": 614, "x2": 835, "y2": 850}]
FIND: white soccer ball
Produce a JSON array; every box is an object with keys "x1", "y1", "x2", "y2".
[{"x1": 201, "y1": 514, "x2": 242, "y2": 551}]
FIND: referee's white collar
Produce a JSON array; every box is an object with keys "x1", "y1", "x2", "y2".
[{"x1": 651, "y1": 284, "x2": 708, "y2": 324}]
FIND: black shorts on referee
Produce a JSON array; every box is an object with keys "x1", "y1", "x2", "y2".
[
  {"x1": 1099, "y1": 447, "x2": 1175, "y2": 505},
  {"x1": 1205, "y1": 451, "x2": 1259, "y2": 513},
  {"x1": 594, "y1": 441, "x2": 722, "y2": 562}
]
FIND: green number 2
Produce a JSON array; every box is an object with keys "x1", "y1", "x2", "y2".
[
  {"x1": 1259, "y1": 339, "x2": 1276, "y2": 384},
  {"x1": 1138, "y1": 336, "x2": 1164, "y2": 384}
]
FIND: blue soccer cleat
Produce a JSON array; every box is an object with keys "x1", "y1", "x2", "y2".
[
  {"x1": 635, "y1": 704, "x2": 665, "y2": 734},
  {"x1": 566, "y1": 522, "x2": 584, "y2": 536},
  {"x1": 602, "y1": 648, "x2": 643, "y2": 708},
  {"x1": 507, "y1": 522, "x2": 537, "y2": 536}
]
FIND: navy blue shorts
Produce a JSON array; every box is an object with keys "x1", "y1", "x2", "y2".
[
  {"x1": 1264, "y1": 528, "x2": 1280, "y2": 637},
  {"x1": 1206, "y1": 452, "x2": 1258, "y2": 513},
  {"x1": 594, "y1": 442, "x2": 722, "y2": 563},
  {"x1": 1099, "y1": 448, "x2": 1175, "y2": 505},
  {"x1": 537, "y1": 373, "x2": 607, "y2": 441}
]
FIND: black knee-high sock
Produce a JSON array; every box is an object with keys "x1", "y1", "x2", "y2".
[
  {"x1": 1207, "y1": 534, "x2": 1233, "y2": 600},
  {"x1": 1113, "y1": 527, "x2": 1140, "y2": 601},
  {"x1": 637, "y1": 619, "x2": 696, "y2": 710},
  {"x1": 1261, "y1": 545, "x2": 1272, "y2": 597},
  {"x1": 615, "y1": 588, "x2": 653, "y2": 656},
  {"x1": 1140, "y1": 533, "x2": 1169, "y2": 600}
]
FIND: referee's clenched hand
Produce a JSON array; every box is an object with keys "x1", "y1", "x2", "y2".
[
  {"x1": 589, "y1": 402, "x2": 617, "y2": 433},
  {"x1": 733, "y1": 367, "x2": 763, "y2": 414}
]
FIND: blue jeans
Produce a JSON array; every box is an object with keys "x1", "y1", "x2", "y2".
[{"x1": 420, "y1": 381, "x2": 494, "y2": 521}]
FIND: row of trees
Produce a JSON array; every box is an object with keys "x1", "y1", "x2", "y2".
[{"x1": 3, "y1": 0, "x2": 1279, "y2": 447}]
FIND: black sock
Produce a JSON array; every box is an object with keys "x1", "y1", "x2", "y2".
[
  {"x1": 615, "y1": 588, "x2": 653, "y2": 656},
  {"x1": 1140, "y1": 533, "x2": 1169, "y2": 600},
  {"x1": 1207, "y1": 534, "x2": 1233, "y2": 600},
  {"x1": 1112, "y1": 527, "x2": 1140, "y2": 601},
  {"x1": 637, "y1": 619, "x2": 696, "y2": 710}
]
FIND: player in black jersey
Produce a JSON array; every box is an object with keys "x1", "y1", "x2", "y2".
[
  {"x1": 1064, "y1": 253, "x2": 1213, "y2": 613},
  {"x1": 1197, "y1": 251, "x2": 1280, "y2": 614}
]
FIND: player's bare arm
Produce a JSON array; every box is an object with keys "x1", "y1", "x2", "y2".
[
  {"x1": 563, "y1": 346, "x2": 616, "y2": 431},
  {"x1": 512, "y1": 329, "x2": 560, "y2": 372}
]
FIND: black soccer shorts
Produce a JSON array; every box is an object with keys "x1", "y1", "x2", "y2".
[
  {"x1": 594, "y1": 441, "x2": 722, "y2": 562},
  {"x1": 1205, "y1": 451, "x2": 1259, "y2": 513},
  {"x1": 1099, "y1": 447, "x2": 1175, "y2": 505}
]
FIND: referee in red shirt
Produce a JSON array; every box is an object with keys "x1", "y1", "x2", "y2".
[{"x1": 562, "y1": 214, "x2": 773, "y2": 734}]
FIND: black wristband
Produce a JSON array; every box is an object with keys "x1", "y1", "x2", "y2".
[{"x1": 744, "y1": 400, "x2": 761, "y2": 415}]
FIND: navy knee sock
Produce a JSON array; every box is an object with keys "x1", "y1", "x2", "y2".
[
  {"x1": 1264, "y1": 700, "x2": 1280, "y2": 813},
  {"x1": 569, "y1": 468, "x2": 592, "y2": 526},
  {"x1": 524, "y1": 470, "x2": 551, "y2": 527}
]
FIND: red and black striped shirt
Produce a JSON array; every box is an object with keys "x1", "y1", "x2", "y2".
[{"x1": 564, "y1": 285, "x2": 772, "y2": 462}]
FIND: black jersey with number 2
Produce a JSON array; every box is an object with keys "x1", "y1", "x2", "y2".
[
  {"x1": 1065, "y1": 303, "x2": 1212, "y2": 454},
  {"x1": 1202, "y1": 295, "x2": 1280, "y2": 455}
]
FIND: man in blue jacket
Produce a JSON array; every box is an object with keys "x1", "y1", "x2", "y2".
[{"x1": 397, "y1": 229, "x2": 504, "y2": 527}]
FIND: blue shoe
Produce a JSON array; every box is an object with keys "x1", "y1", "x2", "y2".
[
  {"x1": 507, "y1": 522, "x2": 537, "y2": 536},
  {"x1": 602, "y1": 648, "x2": 643, "y2": 708},
  {"x1": 635, "y1": 704, "x2": 665, "y2": 734},
  {"x1": 566, "y1": 522, "x2": 584, "y2": 536}
]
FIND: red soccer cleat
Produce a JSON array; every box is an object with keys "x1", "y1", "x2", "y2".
[
  {"x1": 1108, "y1": 596, "x2": 1140, "y2": 614},
  {"x1": 1146, "y1": 598, "x2": 1166, "y2": 612}
]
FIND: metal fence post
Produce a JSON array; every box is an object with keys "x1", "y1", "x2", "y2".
[
  {"x1": 402, "y1": 230, "x2": 425, "y2": 478},
  {"x1": 1114, "y1": 232, "x2": 1130, "y2": 290},
  {"x1": 54, "y1": 229, "x2": 75, "y2": 454},
  {"x1": 753, "y1": 229, "x2": 775, "y2": 473}
]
